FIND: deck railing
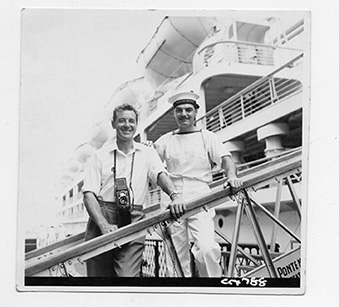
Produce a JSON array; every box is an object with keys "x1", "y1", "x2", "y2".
[
  {"x1": 195, "y1": 40, "x2": 303, "y2": 70},
  {"x1": 196, "y1": 53, "x2": 303, "y2": 133},
  {"x1": 196, "y1": 41, "x2": 275, "y2": 69}
]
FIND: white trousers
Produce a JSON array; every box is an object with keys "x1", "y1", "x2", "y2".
[
  {"x1": 163, "y1": 178, "x2": 222, "y2": 277},
  {"x1": 166, "y1": 208, "x2": 222, "y2": 277}
]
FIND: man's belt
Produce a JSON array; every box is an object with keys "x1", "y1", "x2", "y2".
[{"x1": 97, "y1": 199, "x2": 143, "y2": 212}]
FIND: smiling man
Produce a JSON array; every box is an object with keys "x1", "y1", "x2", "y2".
[
  {"x1": 82, "y1": 103, "x2": 185, "y2": 277},
  {"x1": 154, "y1": 91, "x2": 242, "y2": 277}
]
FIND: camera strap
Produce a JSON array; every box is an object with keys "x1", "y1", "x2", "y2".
[{"x1": 112, "y1": 149, "x2": 135, "y2": 205}]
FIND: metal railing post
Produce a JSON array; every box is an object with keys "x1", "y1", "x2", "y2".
[
  {"x1": 269, "y1": 77, "x2": 278, "y2": 103},
  {"x1": 286, "y1": 176, "x2": 302, "y2": 219},
  {"x1": 154, "y1": 240, "x2": 160, "y2": 277},
  {"x1": 240, "y1": 95, "x2": 245, "y2": 119},
  {"x1": 226, "y1": 197, "x2": 246, "y2": 277},
  {"x1": 157, "y1": 223, "x2": 184, "y2": 277},
  {"x1": 218, "y1": 108, "x2": 224, "y2": 129},
  {"x1": 243, "y1": 190, "x2": 278, "y2": 278},
  {"x1": 270, "y1": 179, "x2": 283, "y2": 252}
]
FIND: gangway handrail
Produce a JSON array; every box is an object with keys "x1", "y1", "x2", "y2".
[
  {"x1": 25, "y1": 148, "x2": 302, "y2": 276},
  {"x1": 237, "y1": 147, "x2": 300, "y2": 169},
  {"x1": 25, "y1": 203, "x2": 162, "y2": 261},
  {"x1": 25, "y1": 232, "x2": 84, "y2": 261},
  {"x1": 210, "y1": 147, "x2": 301, "y2": 189},
  {"x1": 196, "y1": 53, "x2": 303, "y2": 126}
]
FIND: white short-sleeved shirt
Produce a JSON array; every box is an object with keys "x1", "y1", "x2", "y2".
[
  {"x1": 154, "y1": 129, "x2": 231, "y2": 197},
  {"x1": 82, "y1": 140, "x2": 166, "y2": 207}
]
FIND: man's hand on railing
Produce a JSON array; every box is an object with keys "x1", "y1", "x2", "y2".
[
  {"x1": 167, "y1": 194, "x2": 186, "y2": 220},
  {"x1": 223, "y1": 176, "x2": 243, "y2": 194},
  {"x1": 100, "y1": 223, "x2": 118, "y2": 235}
]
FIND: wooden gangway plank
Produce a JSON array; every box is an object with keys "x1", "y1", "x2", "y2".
[{"x1": 25, "y1": 148, "x2": 302, "y2": 277}]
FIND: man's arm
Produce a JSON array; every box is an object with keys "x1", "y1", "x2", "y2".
[
  {"x1": 156, "y1": 172, "x2": 186, "y2": 220},
  {"x1": 83, "y1": 192, "x2": 118, "y2": 234},
  {"x1": 222, "y1": 155, "x2": 243, "y2": 193}
]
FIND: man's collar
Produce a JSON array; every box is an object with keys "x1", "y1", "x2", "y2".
[{"x1": 109, "y1": 140, "x2": 142, "y2": 152}]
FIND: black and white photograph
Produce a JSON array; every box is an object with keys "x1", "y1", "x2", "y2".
[
  {"x1": 3, "y1": 0, "x2": 339, "y2": 306},
  {"x1": 16, "y1": 8, "x2": 311, "y2": 294}
]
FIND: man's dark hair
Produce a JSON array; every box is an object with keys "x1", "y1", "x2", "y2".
[{"x1": 112, "y1": 103, "x2": 139, "y2": 123}]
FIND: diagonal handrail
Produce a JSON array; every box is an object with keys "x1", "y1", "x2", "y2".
[{"x1": 25, "y1": 148, "x2": 302, "y2": 276}]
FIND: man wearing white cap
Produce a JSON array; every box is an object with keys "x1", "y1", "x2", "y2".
[{"x1": 154, "y1": 91, "x2": 242, "y2": 277}]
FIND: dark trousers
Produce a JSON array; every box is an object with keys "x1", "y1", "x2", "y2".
[{"x1": 84, "y1": 202, "x2": 145, "y2": 277}]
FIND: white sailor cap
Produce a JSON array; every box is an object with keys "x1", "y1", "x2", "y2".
[{"x1": 168, "y1": 91, "x2": 200, "y2": 109}]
